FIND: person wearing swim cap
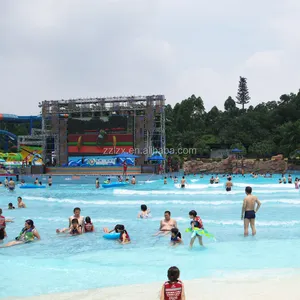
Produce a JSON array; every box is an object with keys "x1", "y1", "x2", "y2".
[
  {"x1": 160, "y1": 266, "x2": 186, "y2": 300},
  {"x1": 2, "y1": 219, "x2": 40, "y2": 247},
  {"x1": 241, "y1": 186, "x2": 261, "y2": 236}
]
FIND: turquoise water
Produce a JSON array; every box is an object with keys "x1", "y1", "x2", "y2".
[{"x1": 1, "y1": 174, "x2": 300, "y2": 298}]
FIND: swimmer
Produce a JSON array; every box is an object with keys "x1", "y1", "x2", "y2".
[
  {"x1": 69, "y1": 207, "x2": 85, "y2": 230},
  {"x1": 8, "y1": 178, "x2": 15, "y2": 191},
  {"x1": 131, "y1": 176, "x2": 136, "y2": 185},
  {"x1": 103, "y1": 224, "x2": 125, "y2": 233},
  {"x1": 125, "y1": 177, "x2": 129, "y2": 183},
  {"x1": 8, "y1": 203, "x2": 15, "y2": 209},
  {"x1": 164, "y1": 176, "x2": 167, "y2": 184},
  {"x1": 209, "y1": 176, "x2": 214, "y2": 184},
  {"x1": 4, "y1": 177, "x2": 8, "y2": 188},
  {"x1": 154, "y1": 211, "x2": 177, "y2": 236},
  {"x1": 84, "y1": 216, "x2": 95, "y2": 232},
  {"x1": 160, "y1": 266, "x2": 185, "y2": 300},
  {"x1": 39, "y1": 181, "x2": 43, "y2": 186},
  {"x1": 174, "y1": 176, "x2": 178, "y2": 183},
  {"x1": 180, "y1": 176, "x2": 186, "y2": 188},
  {"x1": 288, "y1": 174, "x2": 292, "y2": 184},
  {"x1": 226, "y1": 177, "x2": 233, "y2": 192},
  {"x1": 215, "y1": 175, "x2": 219, "y2": 184},
  {"x1": 2, "y1": 219, "x2": 40, "y2": 247},
  {"x1": 95, "y1": 178, "x2": 100, "y2": 188},
  {"x1": 170, "y1": 228, "x2": 183, "y2": 246},
  {"x1": 188, "y1": 210, "x2": 204, "y2": 248},
  {"x1": 17, "y1": 197, "x2": 26, "y2": 208},
  {"x1": 0, "y1": 209, "x2": 7, "y2": 242},
  {"x1": 119, "y1": 229, "x2": 131, "y2": 244},
  {"x1": 0, "y1": 182, "x2": 2, "y2": 187},
  {"x1": 48, "y1": 176, "x2": 52, "y2": 187},
  {"x1": 34, "y1": 178, "x2": 39, "y2": 185},
  {"x1": 117, "y1": 175, "x2": 123, "y2": 182},
  {"x1": 137, "y1": 204, "x2": 151, "y2": 219},
  {"x1": 241, "y1": 186, "x2": 261, "y2": 236},
  {"x1": 278, "y1": 178, "x2": 282, "y2": 184},
  {"x1": 295, "y1": 178, "x2": 299, "y2": 189},
  {"x1": 282, "y1": 175, "x2": 287, "y2": 184},
  {"x1": 57, "y1": 218, "x2": 83, "y2": 235}
]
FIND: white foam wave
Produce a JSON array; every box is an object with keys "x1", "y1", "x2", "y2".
[
  {"x1": 234, "y1": 183, "x2": 296, "y2": 189},
  {"x1": 205, "y1": 220, "x2": 300, "y2": 227},
  {"x1": 34, "y1": 216, "x2": 121, "y2": 223}
]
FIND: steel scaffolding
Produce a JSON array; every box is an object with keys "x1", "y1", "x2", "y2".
[{"x1": 40, "y1": 95, "x2": 166, "y2": 166}]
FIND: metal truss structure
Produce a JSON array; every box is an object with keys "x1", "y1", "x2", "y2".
[{"x1": 39, "y1": 95, "x2": 166, "y2": 166}]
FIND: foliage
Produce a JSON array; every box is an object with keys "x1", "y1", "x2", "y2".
[
  {"x1": 165, "y1": 87, "x2": 300, "y2": 158},
  {"x1": 236, "y1": 76, "x2": 250, "y2": 109}
]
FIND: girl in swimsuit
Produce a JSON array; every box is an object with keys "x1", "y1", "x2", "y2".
[
  {"x1": 170, "y1": 228, "x2": 183, "y2": 246},
  {"x1": 137, "y1": 204, "x2": 151, "y2": 219},
  {"x1": 84, "y1": 216, "x2": 95, "y2": 232},
  {"x1": 56, "y1": 218, "x2": 82, "y2": 235}
]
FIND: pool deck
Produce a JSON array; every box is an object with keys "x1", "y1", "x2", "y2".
[{"x1": 5, "y1": 270, "x2": 300, "y2": 300}]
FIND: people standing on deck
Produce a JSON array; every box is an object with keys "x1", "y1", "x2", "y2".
[
  {"x1": 95, "y1": 178, "x2": 100, "y2": 188},
  {"x1": 225, "y1": 177, "x2": 233, "y2": 192},
  {"x1": 48, "y1": 176, "x2": 52, "y2": 187},
  {"x1": 241, "y1": 186, "x2": 261, "y2": 236},
  {"x1": 8, "y1": 178, "x2": 15, "y2": 191},
  {"x1": 123, "y1": 161, "x2": 127, "y2": 176},
  {"x1": 17, "y1": 197, "x2": 26, "y2": 208},
  {"x1": 155, "y1": 211, "x2": 177, "y2": 236},
  {"x1": 160, "y1": 266, "x2": 186, "y2": 300}
]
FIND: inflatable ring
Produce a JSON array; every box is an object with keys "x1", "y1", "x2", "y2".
[
  {"x1": 20, "y1": 184, "x2": 46, "y2": 189},
  {"x1": 185, "y1": 228, "x2": 215, "y2": 239},
  {"x1": 102, "y1": 182, "x2": 128, "y2": 188},
  {"x1": 103, "y1": 232, "x2": 120, "y2": 240}
]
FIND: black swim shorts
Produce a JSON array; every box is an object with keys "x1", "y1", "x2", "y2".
[
  {"x1": 0, "y1": 229, "x2": 5, "y2": 240},
  {"x1": 244, "y1": 210, "x2": 256, "y2": 220},
  {"x1": 226, "y1": 187, "x2": 231, "y2": 192}
]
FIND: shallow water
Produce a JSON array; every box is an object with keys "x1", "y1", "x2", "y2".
[{"x1": 1, "y1": 174, "x2": 300, "y2": 298}]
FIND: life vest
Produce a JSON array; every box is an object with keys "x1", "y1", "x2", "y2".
[
  {"x1": 0, "y1": 216, "x2": 6, "y2": 230},
  {"x1": 84, "y1": 223, "x2": 93, "y2": 232},
  {"x1": 16, "y1": 227, "x2": 34, "y2": 242},
  {"x1": 191, "y1": 216, "x2": 203, "y2": 229},
  {"x1": 164, "y1": 280, "x2": 182, "y2": 300}
]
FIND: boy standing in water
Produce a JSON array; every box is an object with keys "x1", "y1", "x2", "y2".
[{"x1": 241, "y1": 186, "x2": 261, "y2": 236}]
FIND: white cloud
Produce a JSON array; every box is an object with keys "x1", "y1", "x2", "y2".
[{"x1": 0, "y1": 0, "x2": 300, "y2": 115}]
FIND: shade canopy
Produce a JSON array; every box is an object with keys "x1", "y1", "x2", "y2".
[
  {"x1": 113, "y1": 152, "x2": 139, "y2": 159},
  {"x1": 148, "y1": 155, "x2": 165, "y2": 161},
  {"x1": 231, "y1": 148, "x2": 242, "y2": 153}
]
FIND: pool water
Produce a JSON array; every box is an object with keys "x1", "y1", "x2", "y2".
[{"x1": 1, "y1": 174, "x2": 300, "y2": 298}]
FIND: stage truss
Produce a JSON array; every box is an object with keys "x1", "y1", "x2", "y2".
[{"x1": 39, "y1": 95, "x2": 166, "y2": 166}]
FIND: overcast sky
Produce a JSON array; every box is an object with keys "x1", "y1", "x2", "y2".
[{"x1": 1, "y1": 0, "x2": 300, "y2": 115}]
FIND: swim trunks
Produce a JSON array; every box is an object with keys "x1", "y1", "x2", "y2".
[
  {"x1": 181, "y1": 184, "x2": 185, "y2": 188},
  {"x1": 0, "y1": 229, "x2": 5, "y2": 240},
  {"x1": 8, "y1": 187, "x2": 15, "y2": 191},
  {"x1": 244, "y1": 210, "x2": 256, "y2": 219},
  {"x1": 226, "y1": 187, "x2": 231, "y2": 192}
]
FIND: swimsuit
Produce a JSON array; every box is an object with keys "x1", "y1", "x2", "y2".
[
  {"x1": 171, "y1": 232, "x2": 181, "y2": 243},
  {"x1": 84, "y1": 223, "x2": 93, "y2": 232},
  {"x1": 164, "y1": 280, "x2": 182, "y2": 300},
  {"x1": 181, "y1": 184, "x2": 185, "y2": 188},
  {"x1": 244, "y1": 210, "x2": 256, "y2": 220},
  {"x1": 226, "y1": 187, "x2": 231, "y2": 192}
]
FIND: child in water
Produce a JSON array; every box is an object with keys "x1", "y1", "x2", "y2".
[
  {"x1": 160, "y1": 266, "x2": 185, "y2": 300},
  {"x1": 170, "y1": 228, "x2": 183, "y2": 246},
  {"x1": 84, "y1": 216, "x2": 94, "y2": 232},
  {"x1": 137, "y1": 204, "x2": 151, "y2": 219},
  {"x1": 103, "y1": 224, "x2": 130, "y2": 244},
  {"x1": 188, "y1": 210, "x2": 204, "y2": 248},
  {"x1": 56, "y1": 218, "x2": 82, "y2": 235}
]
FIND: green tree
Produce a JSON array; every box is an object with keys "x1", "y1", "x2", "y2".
[
  {"x1": 224, "y1": 96, "x2": 236, "y2": 111},
  {"x1": 236, "y1": 76, "x2": 250, "y2": 110}
]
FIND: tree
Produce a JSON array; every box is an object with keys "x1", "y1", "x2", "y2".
[
  {"x1": 236, "y1": 76, "x2": 250, "y2": 109},
  {"x1": 224, "y1": 96, "x2": 236, "y2": 111}
]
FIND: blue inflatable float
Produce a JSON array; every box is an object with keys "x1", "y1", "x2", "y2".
[
  {"x1": 20, "y1": 184, "x2": 46, "y2": 189},
  {"x1": 103, "y1": 232, "x2": 120, "y2": 239},
  {"x1": 102, "y1": 182, "x2": 128, "y2": 189}
]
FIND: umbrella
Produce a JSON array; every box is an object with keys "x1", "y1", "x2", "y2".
[
  {"x1": 113, "y1": 152, "x2": 139, "y2": 159},
  {"x1": 231, "y1": 148, "x2": 242, "y2": 153},
  {"x1": 148, "y1": 155, "x2": 165, "y2": 161}
]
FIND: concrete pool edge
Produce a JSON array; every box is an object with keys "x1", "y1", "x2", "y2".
[{"x1": 4, "y1": 268, "x2": 300, "y2": 300}]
